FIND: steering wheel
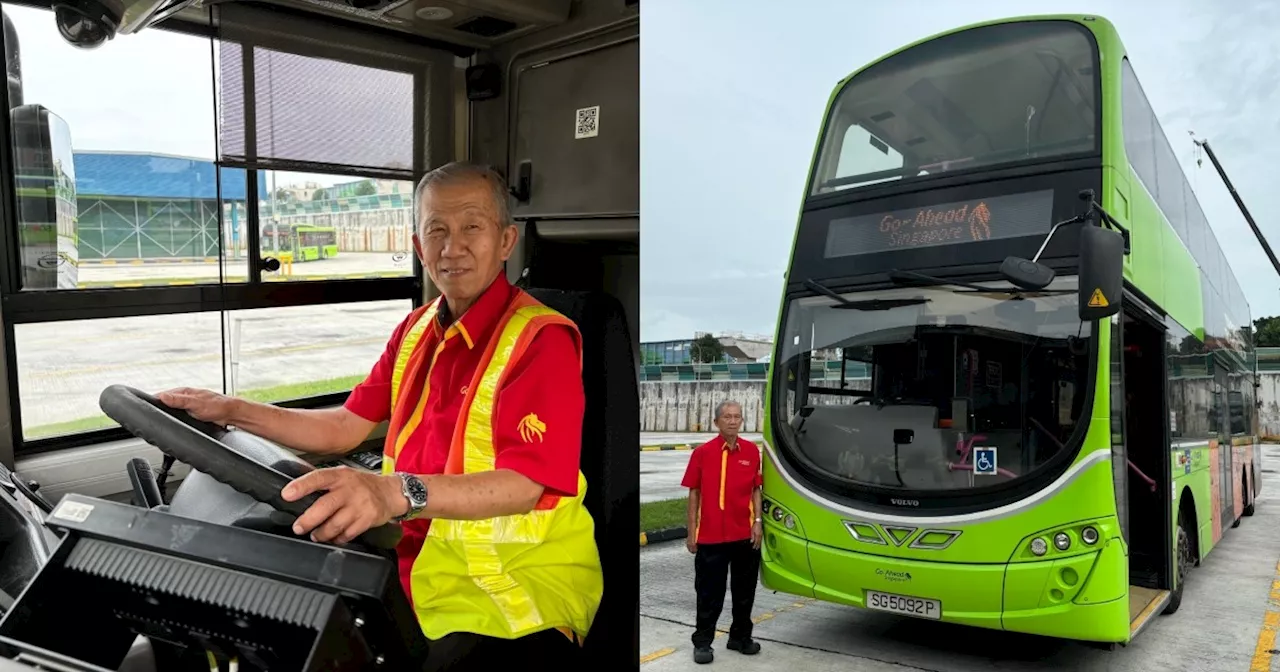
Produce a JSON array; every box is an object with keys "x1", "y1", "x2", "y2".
[{"x1": 98, "y1": 384, "x2": 402, "y2": 552}]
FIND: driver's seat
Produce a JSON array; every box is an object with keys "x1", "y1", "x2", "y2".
[{"x1": 524, "y1": 287, "x2": 638, "y2": 668}]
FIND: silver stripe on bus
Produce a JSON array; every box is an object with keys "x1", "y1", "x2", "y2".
[{"x1": 762, "y1": 440, "x2": 1112, "y2": 526}]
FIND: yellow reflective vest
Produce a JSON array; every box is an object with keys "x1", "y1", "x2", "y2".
[{"x1": 381, "y1": 289, "x2": 603, "y2": 643}]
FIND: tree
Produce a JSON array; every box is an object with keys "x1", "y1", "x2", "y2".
[
  {"x1": 354, "y1": 180, "x2": 377, "y2": 196},
  {"x1": 691, "y1": 334, "x2": 725, "y2": 363},
  {"x1": 1254, "y1": 316, "x2": 1280, "y2": 347},
  {"x1": 311, "y1": 188, "x2": 328, "y2": 201}
]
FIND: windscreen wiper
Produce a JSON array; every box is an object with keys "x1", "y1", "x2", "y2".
[
  {"x1": 804, "y1": 278, "x2": 929, "y2": 311},
  {"x1": 887, "y1": 269, "x2": 1072, "y2": 295}
]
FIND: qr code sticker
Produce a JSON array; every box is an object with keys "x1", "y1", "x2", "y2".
[{"x1": 575, "y1": 105, "x2": 600, "y2": 139}]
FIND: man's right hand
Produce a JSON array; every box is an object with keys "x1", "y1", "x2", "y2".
[
  {"x1": 155, "y1": 387, "x2": 240, "y2": 426},
  {"x1": 686, "y1": 537, "x2": 697, "y2": 554}
]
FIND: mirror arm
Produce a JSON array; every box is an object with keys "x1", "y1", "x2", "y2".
[
  {"x1": 1032, "y1": 213, "x2": 1086, "y2": 262},
  {"x1": 1078, "y1": 189, "x2": 1131, "y2": 254}
]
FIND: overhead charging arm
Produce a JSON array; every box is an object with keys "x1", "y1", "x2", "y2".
[{"x1": 1192, "y1": 137, "x2": 1280, "y2": 277}]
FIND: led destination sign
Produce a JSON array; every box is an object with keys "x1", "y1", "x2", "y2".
[{"x1": 824, "y1": 189, "x2": 1055, "y2": 258}]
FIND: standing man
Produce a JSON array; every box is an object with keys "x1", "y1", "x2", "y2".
[
  {"x1": 680, "y1": 400, "x2": 763, "y2": 664},
  {"x1": 156, "y1": 161, "x2": 602, "y2": 670}
]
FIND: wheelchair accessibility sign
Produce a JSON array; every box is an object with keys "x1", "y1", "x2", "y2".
[{"x1": 974, "y1": 447, "x2": 997, "y2": 476}]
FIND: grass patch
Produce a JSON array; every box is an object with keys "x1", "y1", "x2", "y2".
[
  {"x1": 25, "y1": 374, "x2": 367, "y2": 440},
  {"x1": 641, "y1": 497, "x2": 688, "y2": 533}
]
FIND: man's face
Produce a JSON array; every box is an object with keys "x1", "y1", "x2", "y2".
[
  {"x1": 412, "y1": 177, "x2": 517, "y2": 308},
  {"x1": 715, "y1": 404, "x2": 743, "y2": 437}
]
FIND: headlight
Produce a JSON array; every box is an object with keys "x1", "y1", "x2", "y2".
[
  {"x1": 1030, "y1": 537, "x2": 1048, "y2": 556},
  {"x1": 1081, "y1": 526, "x2": 1099, "y2": 545},
  {"x1": 1054, "y1": 532, "x2": 1071, "y2": 551}
]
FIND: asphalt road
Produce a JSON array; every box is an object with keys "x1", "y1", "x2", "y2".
[
  {"x1": 78, "y1": 252, "x2": 411, "y2": 282},
  {"x1": 15, "y1": 299, "x2": 411, "y2": 431},
  {"x1": 639, "y1": 443, "x2": 1280, "y2": 671},
  {"x1": 641, "y1": 433, "x2": 763, "y2": 504}
]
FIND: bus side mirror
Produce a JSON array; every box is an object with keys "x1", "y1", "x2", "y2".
[{"x1": 1078, "y1": 225, "x2": 1123, "y2": 321}]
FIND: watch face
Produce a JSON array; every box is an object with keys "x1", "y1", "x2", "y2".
[{"x1": 405, "y1": 475, "x2": 427, "y2": 504}]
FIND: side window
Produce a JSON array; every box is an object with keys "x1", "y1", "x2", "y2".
[
  {"x1": 1165, "y1": 321, "x2": 1207, "y2": 441},
  {"x1": 1120, "y1": 60, "x2": 1157, "y2": 200},
  {"x1": 2, "y1": 5, "x2": 436, "y2": 451}
]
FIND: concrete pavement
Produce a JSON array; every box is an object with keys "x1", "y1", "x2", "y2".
[{"x1": 639, "y1": 443, "x2": 1280, "y2": 671}]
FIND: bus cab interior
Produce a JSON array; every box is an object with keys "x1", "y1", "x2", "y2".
[{"x1": 0, "y1": 0, "x2": 638, "y2": 669}]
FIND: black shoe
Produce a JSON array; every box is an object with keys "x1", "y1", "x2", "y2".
[
  {"x1": 693, "y1": 646, "x2": 714, "y2": 664},
  {"x1": 726, "y1": 638, "x2": 760, "y2": 654}
]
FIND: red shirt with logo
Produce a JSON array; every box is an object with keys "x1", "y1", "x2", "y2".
[
  {"x1": 681, "y1": 435, "x2": 762, "y2": 545},
  {"x1": 343, "y1": 274, "x2": 584, "y2": 597}
]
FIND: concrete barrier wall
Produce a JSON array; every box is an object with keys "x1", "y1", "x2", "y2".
[
  {"x1": 641, "y1": 379, "x2": 867, "y2": 432},
  {"x1": 641, "y1": 375, "x2": 1280, "y2": 436}
]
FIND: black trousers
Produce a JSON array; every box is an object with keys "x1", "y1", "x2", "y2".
[
  {"x1": 692, "y1": 539, "x2": 761, "y2": 648},
  {"x1": 423, "y1": 628, "x2": 582, "y2": 671}
]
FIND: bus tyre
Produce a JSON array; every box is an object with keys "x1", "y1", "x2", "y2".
[{"x1": 1163, "y1": 516, "x2": 1191, "y2": 615}]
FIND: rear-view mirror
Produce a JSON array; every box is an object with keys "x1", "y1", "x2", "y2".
[
  {"x1": 1078, "y1": 225, "x2": 1124, "y2": 321},
  {"x1": 1000, "y1": 256, "x2": 1055, "y2": 290}
]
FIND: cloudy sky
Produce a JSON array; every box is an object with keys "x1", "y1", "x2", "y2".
[
  {"x1": 5, "y1": 5, "x2": 351, "y2": 190},
  {"x1": 640, "y1": 0, "x2": 1280, "y2": 342}
]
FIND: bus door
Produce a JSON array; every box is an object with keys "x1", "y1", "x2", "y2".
[{"x1": 1119, "y1": 303, "x2": 1174, "y2": 591}]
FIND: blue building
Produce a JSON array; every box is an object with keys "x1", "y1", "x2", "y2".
[{"x1": 71, "y1": 151, "x2": 265, "y2": 261}]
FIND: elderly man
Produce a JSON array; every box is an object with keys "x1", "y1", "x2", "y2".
[
  {"x1": 156, "y1": 161, "x2": 602, "y2": 669},
  {"x1": 681, "y1": 400, "x2": 763, "y2": 664}
]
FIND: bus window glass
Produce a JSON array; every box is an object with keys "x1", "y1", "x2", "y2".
[
  {"x1": 2, "y1": 6, "x2": 248, "y2": 290},
  {"x1": 259, "y1": 170, "x2": 415, "y2": 281},
  {"x1": 774, "y1": 276, "x2": 1090, "y2": 492},
  {"x1": 810, "y1": 21, "x2": 1098, "y2": 195},
  {"x1": 14, "y1": 313, "x2": 224, "y2": 440},
  {"x1": 223, "y1": 299, "x2": 412, "y2": 404}
]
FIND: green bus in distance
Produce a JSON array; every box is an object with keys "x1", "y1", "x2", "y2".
[
  {"x1": 263, "y1": 223, "x2": 338, "y2": 262},
  {"x1": 760, "y1": 14, "x2": 1260, "y2": 646}
]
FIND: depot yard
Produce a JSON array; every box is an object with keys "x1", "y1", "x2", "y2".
[{"x1": 638, "y1": 443, "x2": 1280, "y2": 671}]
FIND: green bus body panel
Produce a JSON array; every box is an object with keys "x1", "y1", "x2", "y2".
[{"x1": 761, "y1": 12, "x2": 1256, "y2": 645}]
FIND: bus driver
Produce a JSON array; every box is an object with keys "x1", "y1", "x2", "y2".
[{"x1": 155, "y1": 162, "x2": 603, "y2": 670}]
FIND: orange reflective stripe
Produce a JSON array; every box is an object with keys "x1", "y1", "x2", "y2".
[
  {"x1": 392, "y1": 336, "x2": 452, "y2": 463},
  {"x1": 390, "y1": 304, "x2": 435, "y2": 404},
  {"x1": 384, "y1": 302, "x2": 440, "y2": 461},
  {"x1": 442, "y1": 294, "x2": 528, "y2": 476}
]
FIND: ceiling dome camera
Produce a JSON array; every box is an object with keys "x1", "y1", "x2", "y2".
[{"x1": 52, "y1": 0, "x2": 120, "y2": 49}]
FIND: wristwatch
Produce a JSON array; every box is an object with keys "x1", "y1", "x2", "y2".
[{"x1": 392, "y1": 472, "x2": 428, "y2": 522}]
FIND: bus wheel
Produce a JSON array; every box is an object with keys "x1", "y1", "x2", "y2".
[{"x1": 1163, "y1": 514, "x2": 1192, "y2": 615}]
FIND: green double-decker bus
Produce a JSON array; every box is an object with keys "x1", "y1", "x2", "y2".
[{"x1": 761, "y1": 14, "x2": 1260, "y2": 645}]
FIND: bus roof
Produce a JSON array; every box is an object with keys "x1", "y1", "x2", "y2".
[{"x1": 830, "y1": 14, "x2": 1123, "y2": 92}]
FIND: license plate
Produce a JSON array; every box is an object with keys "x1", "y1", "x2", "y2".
[{"x1": 865, "y1": 589, "x2": 941, "y2": 620}]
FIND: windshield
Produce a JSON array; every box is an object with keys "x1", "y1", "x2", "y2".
[
  {"x1": 773, "y1": 276, "x2": 1091, "y2": 493},
  {"x1": 810, "y1": 21, "x2": 1098, "y2": 196}
]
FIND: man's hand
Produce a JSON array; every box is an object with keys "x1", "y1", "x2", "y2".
[
  {"x1": 281, "y1": 467, "x2": 406, "y2": 544},
  {"x1": 751, "y1": 521, "x2": 763, "y2": 550},
  {"x1": 686, "y1": 536, "x2": 697, "y2": 554},
  {"x1": 155, "y1": 387, "x2": 239, "y2": 426}
]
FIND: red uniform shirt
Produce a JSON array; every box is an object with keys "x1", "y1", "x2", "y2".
[
  {"x1": 681, "y1": 435, "x2": 762, "y2": 545},
  {"x1": 344, "y1": 273, "x2": 585, "y2": 597}
]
